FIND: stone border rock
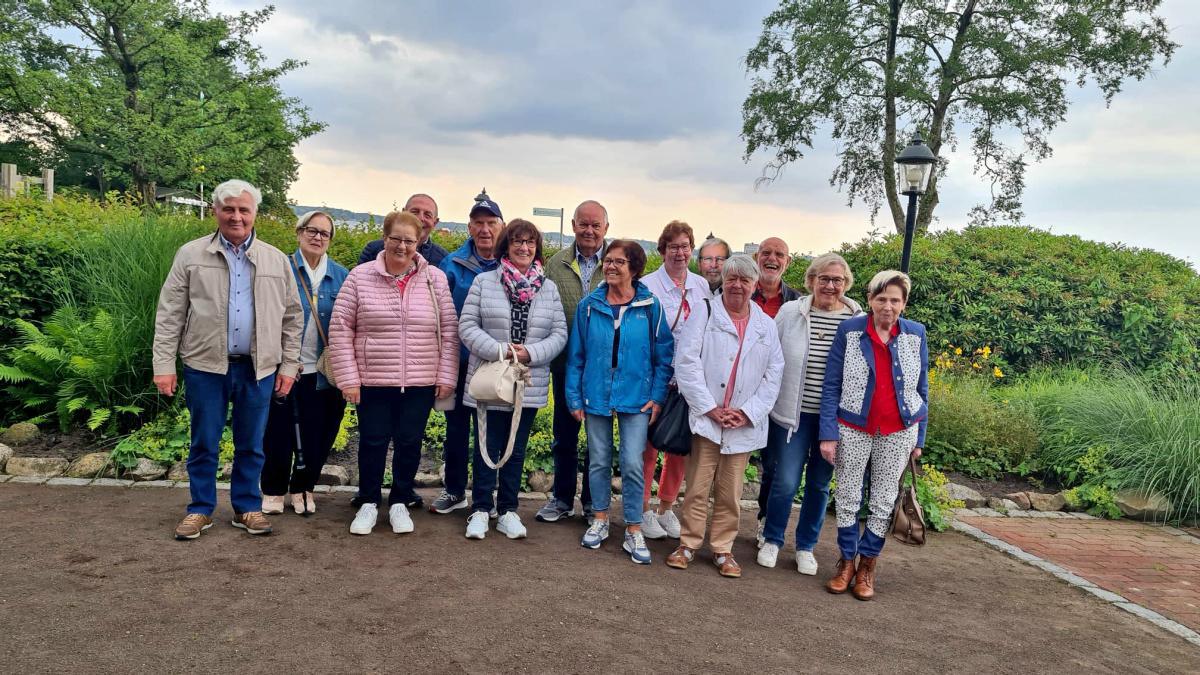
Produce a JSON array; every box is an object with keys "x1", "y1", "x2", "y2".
[{"x1": 952, "y1": 519, "x2": 1200, "y2": 649}]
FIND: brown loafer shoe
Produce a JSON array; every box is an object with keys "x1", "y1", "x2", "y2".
[
  {"x1": 713, "y1": 552, "x2": 742, "y2": 578},
  {"x1": 232, "y1": 511, "x2": 272, "y2": 535},
  {"x1": 827, "y1": 557, "x2": 857, "y2": 594},
  {"x1": 666, "y1": 545, "x2": 696, "y2": 570},
  {"x1": 174, "y1": 513, "x2": 213, "y2": 540},
  {"x1": 852, "y1": 556, "x2": 877, "y2": 601}
]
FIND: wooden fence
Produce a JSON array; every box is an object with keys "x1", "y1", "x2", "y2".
[{"x1": 0, "y1": 164, "x2": 54, "y2": 200}]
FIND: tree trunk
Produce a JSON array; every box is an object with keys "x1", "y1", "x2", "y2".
[{"x1": 883, "y1": 0, "x2": 905, "y2": 234}]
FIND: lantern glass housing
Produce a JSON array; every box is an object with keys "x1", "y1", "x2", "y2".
[{"x1": 895, "y1": 134, "x2": 937, "y2": 196}]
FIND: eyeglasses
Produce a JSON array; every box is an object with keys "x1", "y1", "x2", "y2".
[
  {"x1": 510, "y1": 238, "x2": 537, "y2": 250},
  {"x1": 665, "y1": 243, "x2": 692, "y2": 253},
  {"x1": 386, "y1": 235, "x2": 418, "y2": 248},
  {"x1": 699, "y1": 256, "x2": 727, "y2": 265},
  {"x1": 816, "y1": 275, "x2": 847, "y2": 287},
  {"x1": 602, "y1": 258, "x2": 629, "y2": 268},
  {"x1": 299, "y1": 227, "x2": 332, "y2": 240}
]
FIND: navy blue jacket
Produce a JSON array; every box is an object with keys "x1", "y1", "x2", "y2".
[
  {"x1": 357, "y1": 238, "x2": 449, "y2": 268},
  {"x1": 439, "y1": 239, "x2": 499, "y2": 361},
  {"x1": 565, "y1": 282, "x2": 674, "y2": 415},
  {"x1": 289, "y1": 250, "x2": 349, "y2": 390},
  {"x1": 819, "y1": 315, "x2": 929, "y2": 447}
]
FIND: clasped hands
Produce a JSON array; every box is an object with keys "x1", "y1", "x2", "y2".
[{"x1": 705, "y1": 407, "x2": 749, "y2": 429}]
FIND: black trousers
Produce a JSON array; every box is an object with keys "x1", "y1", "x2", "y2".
[
  {"x1": 354, "y1": 385, "x2": 435, "y2": 506},
  {"x1": 261, "y1": 373, "x2": 347, "y2": 496},
  {"x1": 550, "y1": 362, "x2": 591, "y2": 509}
]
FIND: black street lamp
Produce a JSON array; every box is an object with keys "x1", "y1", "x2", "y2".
[{"x1": 895, "y1": 133, "x2": 937, "y2": 274}]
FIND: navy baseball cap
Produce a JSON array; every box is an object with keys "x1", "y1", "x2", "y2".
[{"x1": 470, "y1": 197, "x2": 502, "y2": 220}]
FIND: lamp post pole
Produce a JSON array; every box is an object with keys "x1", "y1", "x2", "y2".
[{"x1": 894, "y1": 133, "x2": 937, "y2": 275}]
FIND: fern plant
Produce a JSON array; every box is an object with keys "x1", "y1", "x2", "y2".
[{"x1": 0, "y1": 307, "x2": 146, "y2": 433}]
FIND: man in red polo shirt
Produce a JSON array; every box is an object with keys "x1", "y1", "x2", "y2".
[{"x1": 751, "y1": 237, "x2": 799, "y2": 317}]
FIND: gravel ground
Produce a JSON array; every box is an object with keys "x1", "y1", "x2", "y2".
[{"x1": 1, "y1": 484, "x2": 1196, "y2": 674}]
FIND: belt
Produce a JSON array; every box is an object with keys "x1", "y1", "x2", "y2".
[{"x1": 228, "y1": 354, "x2": 251, "y2": 363}]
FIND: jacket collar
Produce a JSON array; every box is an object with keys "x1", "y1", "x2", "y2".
[
  {"x1": 795, "y1": 293, "x2": 863, "y2": 317},
  {"x1": 709, "y1": 296, "x2": 770, "y2": 340},
  {"x1": 370, "y1": 251, "x2": 428, "y2": 279},
  {"x1": 585, "y1": 280, "x2": 654, "y2": 314}
]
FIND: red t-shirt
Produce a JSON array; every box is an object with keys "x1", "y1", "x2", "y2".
[{"x1": 842, "y1": 322, "x2": 905, "y2": 436}]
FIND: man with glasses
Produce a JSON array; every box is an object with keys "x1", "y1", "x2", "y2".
[
  {"x1": 357, "y1": 193, "x2": 449, "y2": 267},
  {"x1": 536, "y1": 200, "x2": 610, "y2": 524},
  {"x1": 697, "y1": 237, "x2": 731, "y2": 292},
  {"x1": 429, "y1": 194, "x2": 504, "y2": 515},
  {"x1": 751, "y1": 237, "x2": 799, "y2": 318}
]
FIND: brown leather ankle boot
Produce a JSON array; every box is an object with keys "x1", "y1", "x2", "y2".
[
  {"x1": 826, "y1": 557, "x2": 856, "y2": 594},
  {"x1": 852, "y1": 556, "x2": 876, "y2": 600}
]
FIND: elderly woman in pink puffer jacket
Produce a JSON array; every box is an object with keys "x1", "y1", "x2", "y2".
[{"x1": 329, "y1": 211, "x2": 459, "y2": 536}]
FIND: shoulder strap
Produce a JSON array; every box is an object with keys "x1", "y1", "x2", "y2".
[
  {"x1": 669, "y1": 286, "x2": 687, "y2": 331},
  {"x1": 428, "y1": 274, "x2": 441, "y2": 345},
  {"x1": 290, "y1": 257, "x2": 330, "y2": 348}
]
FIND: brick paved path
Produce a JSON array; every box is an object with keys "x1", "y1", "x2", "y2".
[{"x1": 961, "y1": 515, "x2": 1200, "y2": 632}]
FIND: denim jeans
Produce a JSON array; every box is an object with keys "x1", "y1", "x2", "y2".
[
  {"x1": 585, "y1": 412, "x2": 650, "y2": 525},
  {"x1": 762, "y1": 415, "x2": 834, "y2": 551},
  {"x1": 183, "y1": 362, "x2": 275, "y2": 516},
  {"x1": 440, "y1": 365, "x2": 475, "y2": 497},
  {"x1": 550, "y1": 363, "x2": 590, "y2": 510},
  {"x1": 355, "y1": 385, "x2": 434, "y2": 506},
  {"x1": 471, "y1": 407, "x2": 536, "y2": 514}
]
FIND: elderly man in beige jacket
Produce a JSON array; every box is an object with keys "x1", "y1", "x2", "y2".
[{"x1": 153, "y1": 179, "x2": 302, "y2": 540}]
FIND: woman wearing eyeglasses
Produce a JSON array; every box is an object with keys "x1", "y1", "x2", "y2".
[
  {"x1": 638, "y1": 221, "x2": 712, "y2": 541},
  {"x1": 565, "y1": 239, "x2": 674, "y2": 564},
  {"x1": 756, "y1": 253, "x2": 864, "y2": 577},
  {"x1": 328, "y1": 211, "x2": 459, "y2": 536},
  {"x1": 458, "y1": 219, "x2": 567, "y2": 540},
  {"x1": 260, "y1": 211, "x2": 349, "y2": 517}
]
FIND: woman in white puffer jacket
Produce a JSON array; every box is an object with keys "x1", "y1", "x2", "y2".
[{"x1": 458, "y1": 219, "x2": 568, "y2": 541}]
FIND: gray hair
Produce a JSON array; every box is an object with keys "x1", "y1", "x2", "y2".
[
  {"x1": 212, "y1": 179, "x2": 262, "y2": 209},
  {"x1": 698, "y1": 237, "x2": 732, "y2": 259},
  {"x1": 721, "y1": 253, "x2": 760, "y2": 283},
  {"x1": 866, "y1": 270, "x2": 912, "y2": 302},
  {"x1": 804, "y1": 253, "x2": 855, "y2": 293},
  {"x1": 572, "y1": 199, "x2": 609, "y2": 224},
  {"x1": 296, "y1": 210, "x2": 335, "y2": 240}
]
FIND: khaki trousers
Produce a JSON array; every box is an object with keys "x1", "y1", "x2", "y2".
[{"x1": 679, "y1": 435, "x2": 751, "y2": 553}]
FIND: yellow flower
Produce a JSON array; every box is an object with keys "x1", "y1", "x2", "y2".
[
  {"x1": 982, "y1": 346, "x2": 991, "y2": 359},
  {"x1": 972, "y1": 362, "x2": 982, "y2": 369},
  {"x1": 993, "y1": 366, "x2": 1004, "y2": 378},
  {"x1": 954, "y1": 347, "x2": 963, "y2": 355}
]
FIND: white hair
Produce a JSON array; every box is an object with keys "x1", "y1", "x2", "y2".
[
  {"x1": 572, "y1": 199, "x2": 609, "y2": 224},
  {"x1": 296, "y1": 210, "x2": 335, "y2": 239},
  {"x1": 866, "y1": 270, "x2": 912, "y2": 301},
  {"x1": 699, "y1": 237, "x2": 732, "y2": 259},
  {"x1": 721, "y1": 253, "x2": 760, "y2": 283},
  {"x1": 212, "y1": 179, "x2": 262, "y2": 209}
]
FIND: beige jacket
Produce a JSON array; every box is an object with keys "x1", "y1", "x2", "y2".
[{"x1": 153, "y1": 232, "x2": 302, "y2": 380}]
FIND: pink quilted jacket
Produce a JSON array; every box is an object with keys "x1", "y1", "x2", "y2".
[{"x1": 328, "y1": 253, "x2": 459, "y2": 390}]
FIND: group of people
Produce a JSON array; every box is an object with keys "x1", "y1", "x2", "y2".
[{"x1": 153, "y1": 179, "x2": 928, "y2": 600}]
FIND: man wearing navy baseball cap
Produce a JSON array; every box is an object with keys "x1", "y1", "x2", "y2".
[{"x1": 431, "y1": 190, "x2": 505, "y2": 515}]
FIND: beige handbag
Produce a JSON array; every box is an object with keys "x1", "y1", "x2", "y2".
[
  {"x1": 291, "y1": 259, "x2": 337, "y2": 387},
  {"x1": 428, "y1": 275, "x2": 456, "y2": 412},
  {"x1": 468, "y1": 344, "x2": 530, "y2": 470}
]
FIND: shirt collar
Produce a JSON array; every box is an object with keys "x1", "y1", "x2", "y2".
[
  {"x1": 867, "y1": 318, "x2": 901, "y2": 347},
  {"x1": 218, "y1": 230, "x2": 254, "y2": 254},
  {"x1": 574, "y1": 245, "x2": 601, "y2": 264}
]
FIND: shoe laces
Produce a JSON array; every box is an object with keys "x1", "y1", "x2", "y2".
[
  {"x1": 181, "y1": 513, "x2": 208, "y2": 526},
  {"x1": 586, "y1": 520, "x2": 607, "y2": 537},
  {"x1": 628, "y1": 531, "x2": 647, "y2": 550},
  {"x1": 468, "y1": 511, "x2": 488, "y2": 525}
]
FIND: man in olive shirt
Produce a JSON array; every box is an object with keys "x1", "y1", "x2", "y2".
[{"x1": 536, "y1": 200, "x2": 610, "y2": 523}]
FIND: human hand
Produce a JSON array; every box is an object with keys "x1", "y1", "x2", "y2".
[
  {"x1": 642, "y1": 401, "x2": 662, "y2": 425},
  {"x1": 911, "y1": 447, "x2": 922, "y2": 460},
  {"x1": 724, "y1": 409, "x2": 750, "y2": 429},
  {"x1": 275, "y1": 374, "x2": 296, "y2": 397},
  {"x1": 511, "y1": 344, "x2": 531, "y2": 364},
  {"x1": 153, "y1": 374, "x2": 177, "y2": 397},
  {"x1": 819, "y1": 440, "x2": 838, "y2": 465},
  {"x1": 435, "y1": 384, "x2": 454, "y2": 400},
  {"x1": 571, "y1": 409, "x2": 585, "y2": 422},
  {"x1": 705, "y1": 408, "x2": 728, "y2": 425},
  {"x1": 343, "y1": 387, "x2": 361, "y2": 404}
]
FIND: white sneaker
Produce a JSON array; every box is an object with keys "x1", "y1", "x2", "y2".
[
  {"x1": 795, "y1": 550, "x2": 819, "y2": 576},
  {"x1": 389, "y1": 503, "x2": 414, "y2": 534},
  {"x1": 496, "y1": 511, "x2": 528, "y2": 539},
  {"x1": 261, "y1": 495, "x2": 285, "y2": 515},
  {"x1": 641, "y1": 510, "x2": 668, "y2": 539},
  {"x1": 465, "y1": 511, "x2": 489, "y2": 539},
  {"x1": 755, "y1": 518, "x2": 766, "y2": 549},
  {"x1": 757, "y1": 542, "x2": 780, "y2": 568},
  {"x1": 657, "y1": 510, "x2": 681, "y2": 539},
  {"x1": 349, "y1": 503, "x2": 377, "y2": 535}
]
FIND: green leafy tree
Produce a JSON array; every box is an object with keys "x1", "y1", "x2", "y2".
[
  {"x1": 742, "y1": 0, "x2": 1176, "y2": 232},
  {"x1": 0, "y1": 0, "x2": 323, "y2": 207}
]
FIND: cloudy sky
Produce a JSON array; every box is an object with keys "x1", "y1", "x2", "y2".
[{"x1": 214, "y1": 0, "x2": 1200, "y2": 265}]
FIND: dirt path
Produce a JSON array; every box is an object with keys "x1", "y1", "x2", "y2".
[{"x1": 1, "y1": 484, "x2": 1196, "y2": 673}]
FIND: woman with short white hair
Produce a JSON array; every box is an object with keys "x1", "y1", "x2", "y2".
[
  {"x1": 819, "y1": 270, "x2": 928, "y2": 601},
  {"x1": 756, "y1": 253, "x2": 863, "y2": 575},
  {"x1": 665, "y1": 254, "x2": 783, "y2": 578}
]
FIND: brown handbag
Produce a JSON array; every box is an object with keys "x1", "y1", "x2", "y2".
[{"x1": 891, "y1": 455, "x2": 927, "y2": 546}]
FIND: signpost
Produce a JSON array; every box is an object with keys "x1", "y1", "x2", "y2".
[{"x1": 532, "y1": 206, "x2": 565, "y2": 247}]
